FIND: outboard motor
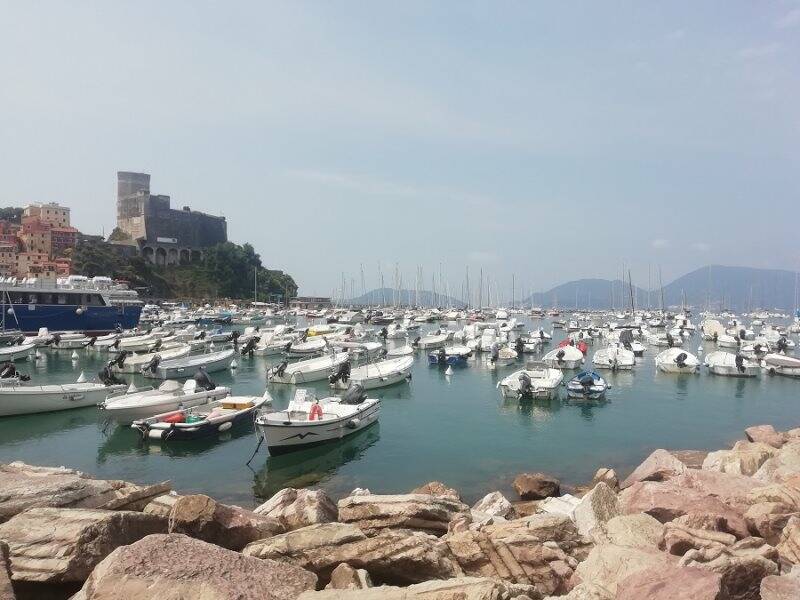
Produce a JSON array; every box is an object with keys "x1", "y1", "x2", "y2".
[
  {"x1": 518, "y1": 372, "x2": 533, "y2": 398},
  {"x1": 539, "y1": 329, "x2": 545, "y2": 340},
  {"x1": 555, "y1": 349, "x2": 566, "y2": 363},
  {"x1": 777, "y1": 337, "x2": 788, "y2": 354},
  {"x1": 13, "y1": 335, "x2": 26, "y2": 346},
  {"x1": 98, "y1": 363, "x2": 125, "y2": 386},
  {"x1": 299, "y1": 329, "x2": 308, "y2": 342},
  {"x1": 735, "y1": 353, "x2": 745, "y2": 374},
  {"x1": 83, "y1": 336, "x2": 97, "y2": 347},
  {"x1": 579, "y1": 373, "x2": 595, "y2": 391},
  {"x1": 110, "y1": 350, "x2": 128, "y2": 369},
  {"x1": 739, "y1": 329, "x2": 746, "y2": 341},
  {"x1": 142, "y1": 353, "x2": 161, "y2": 374},
  {"x1": 329, "y1": 360, "x2": 352, "y2": 384},
  {"x1": 0, "y1": 360, "x2": 26, "y2": 380},
  {"x1": 675, "y1": 352, "x2": 688, "y2": 368},
  {"x1": 436, "y1": 348, "x2": 447, "y2": 365},
  {"x1": 230, "y1": 330, "x2": 241, "y2": 347},
  {"x1": 379, "y1": 327, "x2": 388, "y2": 340},
  {"x1": 241, "y1": 337, "x2": 259, "y2": 356},
  {"x1": 666, "y1": 332, "x2": 674, "y2": 348},
  {"x1": 712, "y1": 332, "x2": 718, "y2": 343},
  {"x1": 490, "y1": 344, "x2": 499, "y2": 364},
  {"x1": 194, "y1": 367, "x2": 216, "y2": 391},
  {"x1": 115, "y1": 325, "x2": 123, "y2": 334},
  {"x1": 111, "y1": 338, "x2": 121, "y2": 350},
  {"x1": 48, "y1": 333, "x2": 62, "y2": 347},
  {"x1": 195, "y1": 331, "x2": 207, "y2": 341},
  {"x1": 412, "y1": 336, "x2": 421, "y2": 347},
  {"x1": 341, "y1": 383, "x2": 367, "y2": 405},
  {"x1": 753, "y1": 343, "x2": 763, "y2": 356},
  {"x1": 273, "y1": 360, "x2": 288, "y2": 378},
  {"x1": 515, "y1": 337, "x2": 525, "y2": 354}
]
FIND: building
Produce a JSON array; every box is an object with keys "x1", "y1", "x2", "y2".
[
  {"x1": 50, "y1": 226, "x2": 80, "y2": 257},
  {"x1": 23, "y1": 202, "x2": 70, "y2": 228},
  {"x1": 0, "y1": 243, "x2": 17, "y2": 277},
  {"x1": 18, "y1": 219, "x2": 52, "y2": 256},
  {"x1": 289, "y1": 296, "x2": 332, "y2": 309},
  {"x1": 114, "y1": 171, "x2": 227, "y2": 266}
]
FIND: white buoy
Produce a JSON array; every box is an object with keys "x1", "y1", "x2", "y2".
[
  {"x1": 76, "y1": 371, "x2": 86, "y2": 383},
  {"x1": 127, "y1": 382, "x2": 137, "y2": 394},
  {"x1": 231, "y1": 358, "x2": 238, "y2": 369},
  {"x1": 71, "y1": 350, "x2": 79, "y2": 360},
  {"x1": 445, "y1": 365, "x2": 453, "y2": 376},
  {"x1": 697, "y1": 345, "x2": 703, "y2": 354},
  {"x1": 210, "y1": 342, "x2": 216, "y2": 350}
]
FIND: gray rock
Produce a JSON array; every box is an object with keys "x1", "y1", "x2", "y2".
[
  {"x1": 254, "y1": 488, "x2": 338, "y2": 531},
  {"x1": 573, "y1": 482, "x2": 620, "y2": 537},
  {"x1": 337, "y1": 493, "x2": 469, "y2": 535},
  {"x1": 471, "y1": 491, "x2": 514, "y2": 518},
  {"x1": 300, "y1": 577, "x2": 540, "y2": 599},
  {"x1": 410, "y1": 481, "x2": 461, "y2": 501}
]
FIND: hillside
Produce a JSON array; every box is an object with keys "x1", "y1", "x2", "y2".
[{"x1": 347, "y1": 287, "x2": 465, "y2": 308}]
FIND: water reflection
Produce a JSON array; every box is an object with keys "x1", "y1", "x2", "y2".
[{"x1": 252, "y1": 423, "x2": 380, "y2": 499}]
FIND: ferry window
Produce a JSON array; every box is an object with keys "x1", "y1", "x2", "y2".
[
  {"x1": 28, "y1": 293, "x2": 37, "y2": 304},
  {"x1": 57, "y1": 294, "x2": 67, "y2": 305},
  {"x1": 11, "y1": 293, "x2": 25, "y2": 303},
  {"x1": 40, "y1": 293, "x2": 53, "y2": 304}
]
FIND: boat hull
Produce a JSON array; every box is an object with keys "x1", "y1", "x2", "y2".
[
  {"x1": 101, "y1": 387, "x2": 231, "y2": 423},
  {"x1": 0, "y1": 384, "x2": 125, "y2": 416},
  {"x1": 6, "y1": 303, "x2": 141, "y2": 334}
]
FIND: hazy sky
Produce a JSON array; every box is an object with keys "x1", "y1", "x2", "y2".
[{"x1": 2, "y1": 2, "x2": 799, "y2": 298}]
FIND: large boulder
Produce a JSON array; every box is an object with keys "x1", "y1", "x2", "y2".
[
  {"x1": 0, "y1": 462, "x2": 170, "y2": 522},
  {"x1": 243, "y1": 522, "x2": 462, "y2": 586},
  {"x1": 142, "y1": 492, "x2": 181, "y2": 517},
  {"x1": 745, "y1": 425, "x2": 786, "y2": 449},
  {"x1": 0, "y1": 541, "x2": 14, "y2": 600},
  {"x1": 254, "y1": 488, "x2": 338, "y2": 531},
  {"x1": 570, "y1": 543, "x2": 676, "y2": 597},
  {"x1": 513, "y1": 473, "x2": 560, "y2": 500},
  {"x1": 299, "y1": 577, "x2": 540, "y2": 600},
  {"x1": 669, "y1": 450, "x2": 709, "y2": 469},
  {"x1": 661, "y1": 520, "x2": 736, "y2": 556},
  {"x1": 337, "y1": 493, "x2": 468, "y2": 535},
  {"x1": 573, "y1": 482, "x2": 620, "y2": 537},
  {"x1": 167, "y1": 494, "x2": 284, "y2": 551},
  {"x1": 747, "y1": 478, "x2": 800, "y2": 510},
  {"x1": 471, "y1": 492, "x2": 514, "y2": 519},
  {"x1": 620, "y1": 449, "x2": 686, "y2": 489},
  {"x1": 590, "y1": 468, "x2": 619, "y2": 492},
  {"x1": 410, "y1": 482, "x2": 461, "y2": 501},
  {"x1": 761, "y1": 571, "x2": 800, "y2": 600},
  {"x1": 72, "y1": 533, "x2": 316, "y2": 600},
  {"x1": 600, "y1": 514, "x2": 664, "y2": 549},
  {"x1": 753, "y1": 443, "x2": 800, "y2": 485},
  {"x1": 615, "y1": 564, "x2": 723, "y2": 600},
  {"x1": 702, "y1": 441, "x2": 778, "y2": 477},
  {"x1": 744, "y1": 502, "x2": 799, "y2": 546},
  {"x1": 0, "y1": 507, "x2": 165, "y2": 583},
  {"x1": 777, "y1": 516, "x2": 800, "y2": 566},
  {"x1": 538, "y1": 494, "x2": 580, "y2": 520}
]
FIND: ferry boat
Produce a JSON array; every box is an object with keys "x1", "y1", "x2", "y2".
[{"x1": 0, "y1": 275, "x2": 142, "y2": 334}]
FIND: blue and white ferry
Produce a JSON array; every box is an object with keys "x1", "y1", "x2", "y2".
[{"x1": 0, "y1": 275, "x2": 143, "y2": 334}]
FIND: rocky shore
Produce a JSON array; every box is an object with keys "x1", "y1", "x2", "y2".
[{"x1": 1, "y1": 423, "x2": 800, "y2": 599}]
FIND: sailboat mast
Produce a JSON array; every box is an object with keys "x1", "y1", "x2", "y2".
[
  {"x1": 628, "y1": 270, "x2": 635, "y2": 313},
  {"x1": 512, "y1": 274, "x2": 515, "y2": 310},
  {"x1": 659, "y1": 267, "x2": 665, "y2": 313}
]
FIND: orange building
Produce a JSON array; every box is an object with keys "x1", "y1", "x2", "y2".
[
  {"x1": 23, "y1": 202, "x2": 71, "y2": 228},
  {"x1": 0, "y1": 243, "x2": 17, "y2": 277}
]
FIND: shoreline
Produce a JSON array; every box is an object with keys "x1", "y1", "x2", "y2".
[{"x1": 1, "y1": 420, "x2": 799, "y2": 599}]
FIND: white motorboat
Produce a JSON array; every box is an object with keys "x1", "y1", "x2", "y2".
[
  {"x1": 542, "y1": 345, "x2": 584, "y2": 369},
  {"x1": 703, "y1": 351, "x2": 759, "y2": 377},
  {"x1": 386, "y1": 344, "x2": 414, "y2": 357},
  {"x1": 384, "y1": 323, "x2": 408, "y2": 340},
  {"x1": 143, "y1": 348, "x2": 237, "y2": 379},
  {"x1": 716, "y1": 334, "x2": 740, "y2": 349},
  {"x1": 48, "y1": 332, "x2": 91, "y2": 349},
  {"x1": 490, "y1": 345, "x2": 518, "y2": 366},
  {"x1": 762, "y1": 353, "x2": 800, "y2": 378},
  {"x1": 268, "y1": 352, "x2": 351, "y2": 384},
  {"x1": 654, "y1": 348, "x2": 700, "y2": 374},
  {"x1": 133, "y1": 393, "x2": 269, "y2": 441},
  {"x1": 115, "y1": 334, "x2": 159, "y2": 353},
  {"x1": 255, "y1": 386, "x2": 380, "y2": 454},
  {"x1": 100, "y1": 380, "x2": 231, "y2": 423},
  {"x1": 0, "y1": 381, "x2": 125, "y2": 416},
  {"x1": 0, "y1": 342, "x2": 35, "y2": 362},
  {"x1": 330, "y1": 341, "x2": 385, "y2": 361},
  {"x1": 566, "y1": 371, "x2": 608, "y2": 400},
  {"x1": 286, "y1": 337, "x2": 328, "y2": 357},
  {"x1": 497, "y1": 367, "x2": 563, "y2": 399},
  {"x1": 592, "y1": 345, "x2": 635, "y2": 370},
  {"x1": 329, "y1": 356, "x2": 414, "y2": 390},
  {"x1": 413, "y1": 333, "x2": 448, "y2": 349},
  {"x1": 112, "y1": 344, "x2": 192, "y2": 374}
]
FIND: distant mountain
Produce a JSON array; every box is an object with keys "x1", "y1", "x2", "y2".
[
  {"x1": 347, "y1": 287, "x2": 466, "y2": 308},
  {"x1": 524, "y1": 278, "x2": 648, "y2": 310},
  {"x1": 662, "y1": 265, "x2": 799, "y2": 311}
]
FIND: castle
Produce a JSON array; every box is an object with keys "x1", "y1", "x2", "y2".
[{"x1": 114, "y1": 172, "x2": 227, "y2": 265}]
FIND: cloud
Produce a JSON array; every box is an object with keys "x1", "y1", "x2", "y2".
[
  {"x1": 692, "y1": 242, "x2": 711, "y2": 252},
  {"x1": 738, "y1": 43, "x2": 780, "y2": 59},
  {"x1": 651, "y1": 239, "x2": 670, "y2": 249},
  {"x1": 776, "y1": 8, "x2": 800, "y2": 29}
]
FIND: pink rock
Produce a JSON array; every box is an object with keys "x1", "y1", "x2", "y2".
[
  {"x1": 745, "y1": 425, "x2": 786, "y2": 449},
  {"x1": 621, "y1": 449, "x2": 687, "y2": 489},
  {"x1": 616, "y1": 564, "x2": 723, "y2": 600}
]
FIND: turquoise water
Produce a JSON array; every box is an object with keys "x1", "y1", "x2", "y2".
[{"x1": 1, "y1": 317, "x2": 799, "y2": 507}]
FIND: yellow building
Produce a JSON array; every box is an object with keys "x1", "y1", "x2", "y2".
[{"x1": 23, "y1": 202, "x2": 71, "y2": 228}]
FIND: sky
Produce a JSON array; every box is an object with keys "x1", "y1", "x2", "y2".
[{"x1": 1, "y1": 2, "x2": 799, "y2": 300}]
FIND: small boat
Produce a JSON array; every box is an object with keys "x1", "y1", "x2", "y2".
[
  {"x1": 0, "y1": 380, "x2": 125, "y2": 416},
  {"x1": 330, "y1": 341, "x2": 385, "y2": 361},
  {"x1": 413, "y1": 333, "x2": 448, "y2": 349},
  {"x1": 542, "y1": 345, "x2": 584, "y2": 369},
  {"x1": 497, "y1": 366, "x2": 564, "y2": 399},
  {"x1": 268, "y1": 352, "x2": 351, "y2": 384},
  {"x1": 383, "y1": 323, "x2": 408, "y2": 339},
  {"x1": 115, "y1": 334, "x2": 160, "y2": 353},
  {"x1": 255, "y1": 385, "x2": 380, "y2": 454},
  {"x1": 592, "y1": 345, "x2": 635, "y2": 371},
  {"x1": 566, "y1": 371, "x2": 608, "y2": 399},
  {"x1": 132, "y1": 393, "x2": 269, "y2": 441},
  {"x1": 513, "y1": 337, "x2": 542, "y2": 354},
  {"x1": 762, "y1": 353, "x2": 800, "y2": 378},
  {"x1": 386, "y1": 344, "x2": 414, "y2": 357},
  {"x1": 329, "y1": 356, "x2": 414, "y2": 390},
  {"x1": 704, "y1": 351, "x2": 759, "y2": 378},
  {"x1": 0, "y1": 342, "x2": 35, "y2": 362},
  {"x1": 286, "y1": 337, "x2": 327, "y2": 357},
  {"x1": 47, "y1": 332, "x2": 91, "y2": 349},
  {"x1": 490, "y1": 345, "x2": 518, "y2": 366},
  {"x1": 142, "y1": 348, "x2": 237, "y2": 379},
  {"x1": 428, "y1": 345, "x2": 472, "y2": 366},
  {"x1": 112, "y1": 344, "x2": 192, "y2": 374},
  {"x1": 654, "y1": 348, "x2": 700, "y2": 374},
  {"x1": 100, "y1": 379, "x2": 231, "y2": 423}
]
